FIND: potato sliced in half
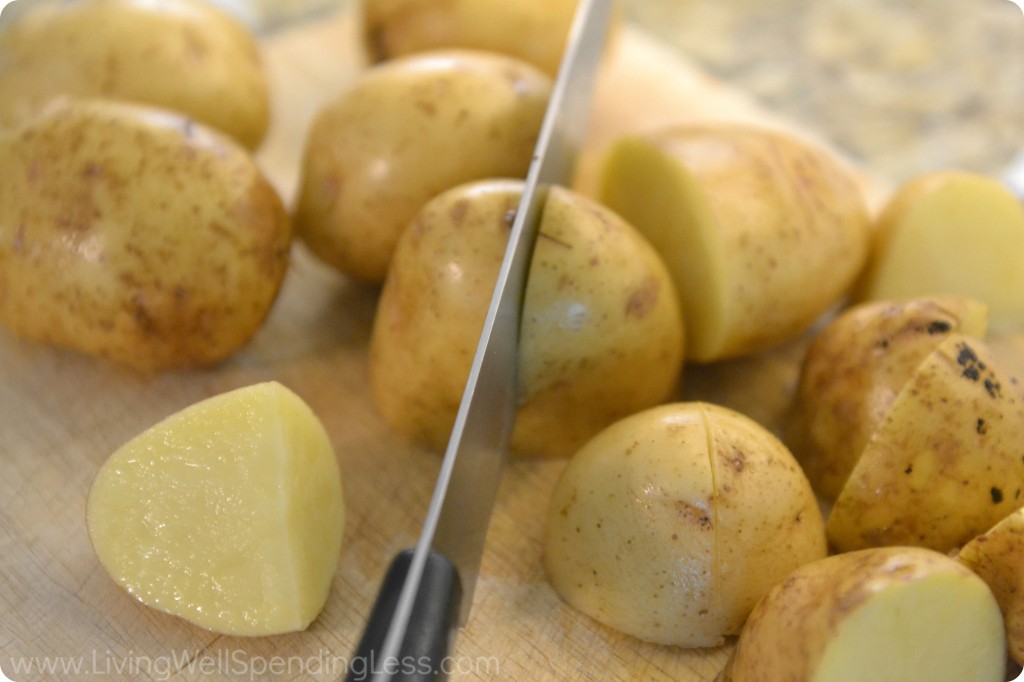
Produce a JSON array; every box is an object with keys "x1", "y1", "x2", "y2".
[
  {"x1": 719, "y1": 547, "x2": 1006, "y2": 682},
  {"x1": 786, "y1": 296, "x2": 988, "y2": 502},
  {"x1": 855, "y1": 171, "x2": 1024, "y2": 336},
  {"x1": 958, "y1": 508, "x2": 1024, "y2": 665},
  {"x1": 544, "y1": 402, "x2": 825, "y2": 647},
  {"x1": 86, "y1": 382, "x2": 345, "y2": 636},
  {"x1": 827, "y1": 333, "x2": 1024, "y2": 553},
  {"x1": 598, "y1": 125, "x2": 870, "y2": 362}
]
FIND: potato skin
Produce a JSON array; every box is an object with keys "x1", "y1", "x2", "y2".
[
  {"x1": 544, "y1": 402, "x2": 825, "y2": 647},
  {"x1": 0, "y1": 99, "x2": 291, "y2": 372},
  {"x1": 785, "y1": 296, "x2": 988, "y2": 502},
  {"x1": 599, "y1": 125, "x2": 871, "y2": 362},
  {"x1": 294, "y1": 50, "x2": 551, "y2": 283},
  {"x1": 361, "y1": 0, "x2": 580, "y2": 76},
  {"x1": 958, "y1": 509, "x2": 1024, "y2": 665},
  {"x1": 369, "y1": 180, "x2": 684, "y2": 458},
  {"x1": 827, "y1": 333, "x2": 1024, "y2": 553},
  {"x1": 0, "y1": 0, "x2": 269, "y2": 149},
  {"x1": 720, "y1": 547, "x2": 1004, "y2": 682}
]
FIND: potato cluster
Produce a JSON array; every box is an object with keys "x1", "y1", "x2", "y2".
[{"x1": 0, "y1": 0, "x2": 286, "y2": 371}]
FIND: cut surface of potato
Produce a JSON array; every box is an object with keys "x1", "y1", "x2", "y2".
[
  {"x1": 827, "y1": 333, "x2": 1024, "y2": 553},
  {"x1": 786, "y1": 296, "x2": 988, "y2": 502},
  {"x1": 544, "y1": 402, "x2": 825, "y2": 647},
  {"x1": 958, "y1": 508, "x2": 1024, "y2": 665},
  {"x1": 855, "y1": 171, "x2": 1024, "y2": 336},
  {"x1": 598, "y1": 125, "x2": 870, "y2": 362},
  {"x1": 86, "y1": 382, "x2": 345, "y2": 636},
  {"x1": 720, "y1": 547, "x2": 1006, "y2": 682}
]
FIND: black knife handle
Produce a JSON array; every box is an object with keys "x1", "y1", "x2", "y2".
[{"x1": 345, "y1": 549, "x2": 462, "y2": 682}]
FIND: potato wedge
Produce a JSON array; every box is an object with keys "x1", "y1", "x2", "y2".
[
  {"x1": 786, "y1": 296, "x2": 988, "y2": 501},
  {"x1": 827, "y1": 333, "x2": 1024, "y2": 553},
  {"x1": 719, "y1": 547, "x2": 1006, "y2": 682},
  {"x1": 855, "y1": 171, "x2": 1024, "y2": 336}
]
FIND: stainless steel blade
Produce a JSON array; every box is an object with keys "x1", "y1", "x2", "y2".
[{"x1": 371, "y1": 0, "x2": 614, "y2": 669}]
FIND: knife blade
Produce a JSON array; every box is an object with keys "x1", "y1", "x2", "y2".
[{"x1": 343, "y1": 1, "x2": 613, "y2": 680}]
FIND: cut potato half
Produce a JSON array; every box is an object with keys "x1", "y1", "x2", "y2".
[
  {"x1": 87, "y1": 382, "x2": 345, "y2": 636},
  {"x1": 719, "y1": 547, "x2": 1006, "y2": 682},
  {"x1": 598, "y1": 125, "x2": 869, "y2": 362},
  {"x1": 855, "y1": 171, "x2": 1024, "y2": 336}
]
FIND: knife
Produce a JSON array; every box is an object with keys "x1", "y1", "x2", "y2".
[{"x1": 343, "y1": 1, "x2": 613, "y2": 680}]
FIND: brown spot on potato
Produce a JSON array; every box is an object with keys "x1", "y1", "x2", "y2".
[
  {"x1": 927, "y1": 319, "x2": 952, "y2": 334},
  {"x1": 992, "y1": 487, "x2": 1004, "y2": 504},
  {"x1": 625, "y1": 276, "x2": 660, "y2": 320},
  {"x1": 977, "y1": 418, "x2": 988, "y2": 435},
  {"x1": 449, "y1": 199, "x2": 469, "y2": 227}
]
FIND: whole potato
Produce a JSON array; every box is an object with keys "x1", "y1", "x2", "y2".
[
  {"x1": 785, "y1": 296, "x2": 988, "y2": 501},
  {"x1": 958, "y1": 508, "x2": 1024, "y2": 666},
  {"x1": 827, "y1": 332, "x2": 1024, "y2": 553},
  {"x1": 598, "y1": 124, "x2": 871, "y2": 363},
  {"x1": 0, "y1": 99, "x2": 291, "y2": 372},
  {"x1": 295, "y1": 50, "x2": 551, "y2": 283},
  {"x1": 719, "y1": 547, "x2": 1005, "y2": 682},
  {"x1": 0, "y1": 0, "x2": 269, "y2": 148},
  {"x1": 361, "y1": 0, "x2": 581, "y2": 76},
  {"x1": 544, "y1": 402, "x2": 826, "y2": 647},
  {"x1": 370, "y1": 180, "x2": 684, "y2": 458}
]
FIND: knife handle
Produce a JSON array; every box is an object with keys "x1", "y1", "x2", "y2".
[{"x1": 345, "y1": 549, "x2": 462, "y2": 682}]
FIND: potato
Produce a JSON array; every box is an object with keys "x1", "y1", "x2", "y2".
[
  {"x1": 827, "y1": 333, "x2": 1024, "y2": 553},
  {"x1": 294, "y1": 50, "x2": 551, "y2": 283},
  {"x1": 0, "y1": 0, "x2": 269, "y2": 149},
  {"x1": 958, "y1": 509, "x2": 1024, "y2": 666},
  {"x1": 718, "y1": 547, "x2": 1006, "y2": 682},
  {"x1": 369, "y1": 180, "x2": 684, "y2": 458},
  {"x1": 854, "y1": 171, "x2": 1024, "y2": 336},
  {"x1": 0, "y1": 98, "x2": 291, "y2": 372},
  {"x1": 87, "y1": 382, "x2": 345, "y2": 636},
  {"x1": 597, "y1": 124, "x2": 871, "y2": 362},
  {"x1": 361, "y1": 0, "x2": 580, "y2": 76},
  {"x1": 785, "y1": 296, "x2": 989, "y2": 502},
  {"x1": 544, "y1": 402, "x2": 826, "y2": 647}
]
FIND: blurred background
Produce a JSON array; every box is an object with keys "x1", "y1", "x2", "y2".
[{"x1": 211, "y1": 0, "x2": 1022, "y2": 189}]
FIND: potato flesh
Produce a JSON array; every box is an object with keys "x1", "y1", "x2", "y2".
[
  {"x1": 599, "y1": 127, "x2": 869, "y2": 362},
  {"x1": 958, "y1": 509, "x2": 1024, "y2": 664},
  {"x1": 86, "y1": 382, "x2": 345, "y2": 636},
  {"x1": 857, "y1": 172, "x2": 1024, "y2": 336},
  {"x1": 813, "y1": 573, "x2": 1004, "y2": 682},
  {"x1": 723, "y1": 548, "x2": 1005, "y2": 682},
  {"x1": 598, "y1": 137, "x2": 728, "y2": 360}
]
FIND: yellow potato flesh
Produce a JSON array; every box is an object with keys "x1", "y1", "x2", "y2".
[
  {"x1": 598, "y1": 136, "x2": 728, "y2": 360},
  {"x1": 812, "y1": 572, "x2": 1003, "y2": 681},
  {"x1": 857, "y1": 171, "x2": 1024, "y2": 336},
  {"x1": 723, "y1": 548, "x2": 1005, "y2": 682},
  {"x1": 599, "y1": 126, "x2": 870, "y2": 362},
  {"x1": 827, "y1": 333, "x2": 1024, "y2": 553},
  {"x1": 958, "y1": 508, "x2": 1024, "y2": 665},
  {"x1": 86, "y1": 382, "x2": 345, "y2": 636}
]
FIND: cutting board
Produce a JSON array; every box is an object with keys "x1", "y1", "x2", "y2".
[{"x1": 0, "y1": 8, "x2": 887, "y2": 682}]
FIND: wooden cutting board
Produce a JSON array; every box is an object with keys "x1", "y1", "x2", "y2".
[{"x1": 0, "y1": 8, "x2": 885, "y2": 682}]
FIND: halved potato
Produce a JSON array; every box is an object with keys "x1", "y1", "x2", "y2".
[
  {"x1": 719, "y1": 547, "x2": 1006, "y2": 682},
  {"x1": 544, "y1": 402, "x2": 825, "y2": 647}
]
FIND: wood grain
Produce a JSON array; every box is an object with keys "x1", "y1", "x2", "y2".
[{"x1": 0, "y1": 9, "x2": 879, "y2": 682}]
